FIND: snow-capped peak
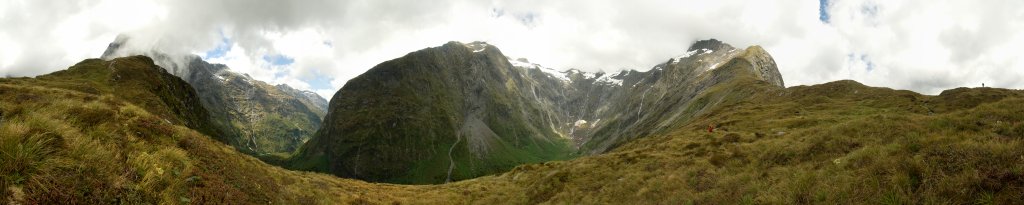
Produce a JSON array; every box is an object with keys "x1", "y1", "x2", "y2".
[
  {"x1": 672, "y1": 48, "x2": 714, "y2": 64},
  {"x1": 539, "y1": 67, "x2": 571, "y2": 82},
  {"x1": 595, "y1": 72, "x2": 624, "y2": 86},
  {"x1": 464, "y1": 41, "x2": 489, "y2": 53},
  {"x1": 509, "y1": 58, "x2": 572, "y2": 82}
]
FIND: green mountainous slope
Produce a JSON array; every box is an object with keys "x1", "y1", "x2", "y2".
[{"x1": 291, "y1": 42, "x2": 578, "y2": 184}]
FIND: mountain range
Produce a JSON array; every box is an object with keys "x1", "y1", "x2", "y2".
[
  {"x1": 101, "y1": 36, "x2": 328, "y2": 155},
  {"x1": 1, "y1": 39, "x2": 1021, "y2": 204},
  {"x1": 290, "y1": 39, "x2": 788, "y2": 184}
]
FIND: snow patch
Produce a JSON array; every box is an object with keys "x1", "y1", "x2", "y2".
[
  {"x1": 673, "y1": 48, "x2": 714, "y2": 64},
  {"x1": 581, "y1": 71, "x2": 596, "y2": 79},
  {"x1": 509, "y1": 58, "x2": 537, "y2": 68},
  {"x1": 596, "y1": 72, "x2": 624, "y2": 86},
  {"x1": 464, "y1": 42, "x2": 489, "y2": 53},
  {"x1": 541, "y1": 67, "x2": 571, "y2": 81},
  {"x1": 509, "y1": 58, "x2": 571, "y2": 82},
  {"x1": 212, "y1": 71, "x2": 229, "y2": 82}
]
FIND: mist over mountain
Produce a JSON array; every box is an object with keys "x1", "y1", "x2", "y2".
[{"x1": 101, "y1": 36, "x2": 328, "y2": 155}]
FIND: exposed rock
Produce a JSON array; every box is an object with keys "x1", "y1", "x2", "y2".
[{"x1": 101, "y1": 36, "x2": 329, "y2": 154}]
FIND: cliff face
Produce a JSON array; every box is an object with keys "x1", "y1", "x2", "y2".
[
  {"x1": 513, "y1": 39, "x2": 785, "y2": 153},
  {"x1": 295, "y1": 39, "x2": 787, "y2": 184},
  {"x1": 101, "y1": 37, "x2": 329, "y2": 155}
]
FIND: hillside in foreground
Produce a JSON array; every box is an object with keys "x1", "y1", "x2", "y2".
[{"x1": 1, "y1": 55, "x2": 1023, "y2": 204}]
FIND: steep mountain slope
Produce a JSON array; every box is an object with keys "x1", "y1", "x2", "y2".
[
  {"x1": 292, "y1": 42, "x2": 578, "y2": 184},
  {"x1": 293, "y1": 39, "x2": 787, "y2": 184},
  {"x1": 511, "y1": 39, "x2": 786, "y2": 154},
  {"x1": 101, "y1": 36, "x2": 328, "y2": 155},
  {"x1": 3, "y1": 55, "x2": 1020, "y2": 204}
]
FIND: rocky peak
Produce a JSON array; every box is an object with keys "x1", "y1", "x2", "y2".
[
  {"x1": 461, "y1": 41, "x2": 493, "y2": 53},
  {"x1": 100, "y1": 35, "x2": 129, "y2": 60},
  {"x1": 739, "y1": 46, "x2": 785, "y2": 87},
  {"x1": 687, "y1": 38, "x2": 735, "y2": 52}
]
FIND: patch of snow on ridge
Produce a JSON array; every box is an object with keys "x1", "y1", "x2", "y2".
[
  {"x1": 464, "y1": 42, "x2": 488, "y2": 53},
  {"x1": 673, "y1": 48, "x2": 714, "y2": 64},
  {"x1": 509, "y1": 58, "x2": 537, "y2": 68},
  {"x1": 212, "y1": 71, "x2": 229, "y2": 82},
  {"x1": 509, "y1": 58, "x2": 571, "y2": 82},
  {"x1": 596, "y1": 72, "x2": 624, "y2": 86},
  {"x1": 582, "y1": 71, "x2": 596, "y2": 79},
  {"x1": 540, "y1": 67, "x2": 571, "y2": 82}
]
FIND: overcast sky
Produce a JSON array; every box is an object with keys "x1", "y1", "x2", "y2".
[{"x1": 2, "y1": 0, "x2": 1022, "y2": 98}]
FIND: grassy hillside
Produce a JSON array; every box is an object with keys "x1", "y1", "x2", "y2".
[
  {"x1": 2, "y1": 55, "x2": 1021, "y2": 204},
  {"x1": 0, "y1": 57, "x2": 398, "y2": 204}
]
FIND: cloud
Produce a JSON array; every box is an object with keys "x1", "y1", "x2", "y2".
[{"x1": 1, "y1": 0, "x2": 1022, "y2": 97}]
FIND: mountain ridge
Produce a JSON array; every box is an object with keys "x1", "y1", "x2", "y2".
[
  {"x1": 101, "y1": 36, "x2": 328, "y2": 155},
  {"x1": 292, "y1": 39, "x2": 788, "y2": 184}
]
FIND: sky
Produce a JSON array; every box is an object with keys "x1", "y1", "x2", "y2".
[{"x1": 1, "y1": 0, "x2": 1023, "y2": 99}]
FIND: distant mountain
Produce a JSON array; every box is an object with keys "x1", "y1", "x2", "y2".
[
  {"x1": 292, "y1": 39, "x2": 786, "y2": 184},
  {"x1": 511, "y1": 39, "x2": 785, "y2": 154},
  {"x1": 101, "y1": 36, "x2": 328, "y2": 155}
]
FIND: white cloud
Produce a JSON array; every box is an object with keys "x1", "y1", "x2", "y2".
[{"x1": 1, "y1": 0, "x2": 1022, "y2": 97}]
